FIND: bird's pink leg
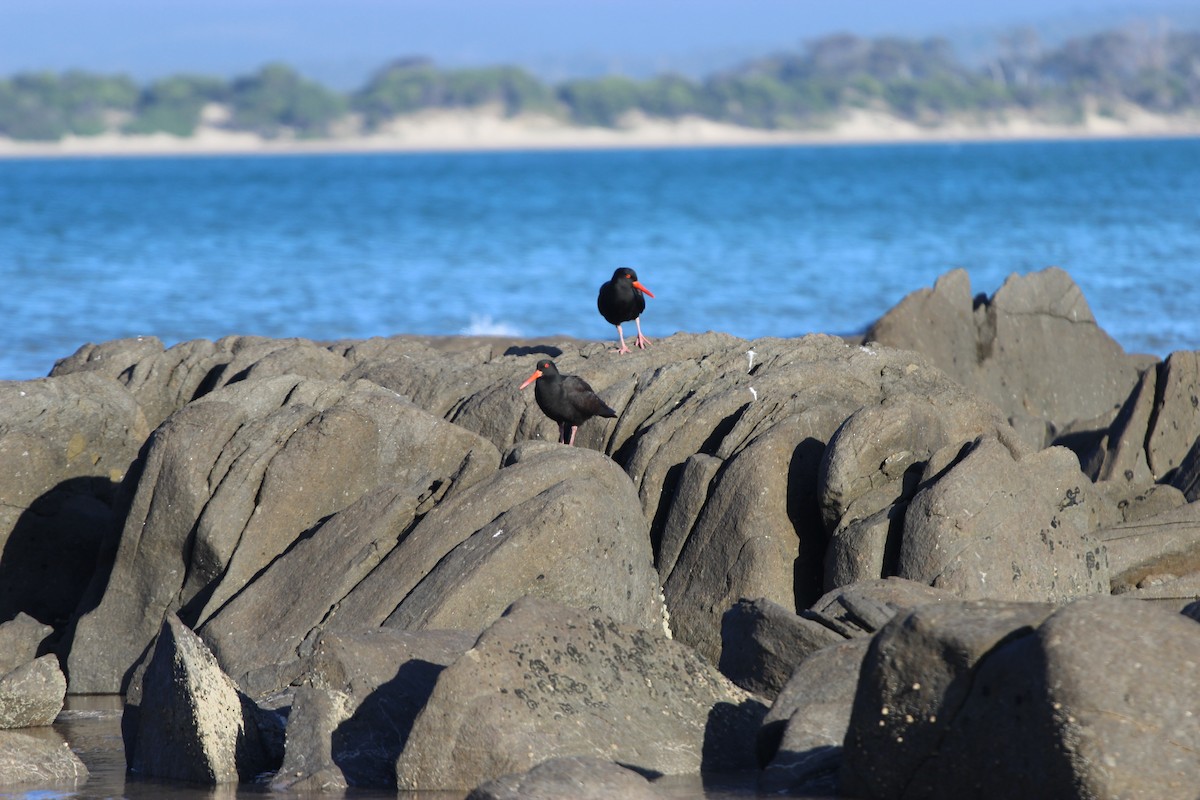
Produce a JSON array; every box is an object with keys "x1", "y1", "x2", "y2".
[
  {"x1": 567, "y1": 425, "x2": 578, "y2": 446},
  {"x1": 634, "y1": 317, "x2": 651, "y2": 349},
  {"x1": 613, "y1": 324, "x2": 632, "y2": 354}
]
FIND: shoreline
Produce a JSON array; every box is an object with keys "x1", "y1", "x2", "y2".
[{"x1": 2, "y1": 108, "x2": 1199, "y2": 159}]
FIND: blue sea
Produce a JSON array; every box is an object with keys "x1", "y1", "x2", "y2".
[{"x1": 2, "y1": 138, "x2": 1199, "y2": 381}]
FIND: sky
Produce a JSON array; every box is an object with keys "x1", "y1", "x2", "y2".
[{"x1": 2, "y1": 0, "x2": 1196, "y2": 88}]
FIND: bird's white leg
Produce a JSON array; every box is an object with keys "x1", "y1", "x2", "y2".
[
  {"x1": 634, "y1": 317, "x2": 651, "y2": 349},
  {"x1": 614, "y1": 324, "x2": 632, "y2": 354}
]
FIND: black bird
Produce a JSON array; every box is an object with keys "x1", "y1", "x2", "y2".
[
  {"x1": 519, "y1": 359, "x2": 616, "y2": 446},
  {"x1": 597, "y1": 267, "x2": 655, "y2": 354}
]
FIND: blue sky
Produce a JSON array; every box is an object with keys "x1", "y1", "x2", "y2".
[{"x1": 2, "y1": 0, "x2": 1195, "y2": 87}]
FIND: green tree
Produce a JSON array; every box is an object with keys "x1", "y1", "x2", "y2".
[
  {"x1": 125, "y1": 74, "x2": 228, "y2": 136},
  {"x1": 228, "y1": 63, "x2": 346, "y2": 137}
]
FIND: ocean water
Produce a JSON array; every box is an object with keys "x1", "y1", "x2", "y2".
[{"x1": 1, "y1": 138, "x2": 1199, "y2": 381}]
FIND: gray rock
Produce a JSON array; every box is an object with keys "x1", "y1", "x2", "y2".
[
  {"x1": 819, "y1": 394, "x2": 1020, "y2": 589},
  {"x1": 718, "y1": 597, "x2": 844, "y2": 699},
  {"x1": 0, "y1": 728, "x2": 88, "y2": 787},
  {"x1": 394, "y1": 597, "x2": 767, "y2": 791},
  {"x1": 467, "y1": 756, "x2": 665, "y2": 800},
  {"x1": 804, "y1": 577, "x2": 954, "y2": 638},
  {"x1": 271, "y1": 627, "x2": 475, "y2": 790},
  {"x1": 67, "y1": 375, "x2": 498, "y2": 693},
  {"x1": 898, "y1": 435, "x2": 1110, "y2": 601},
  {"x1": 1145, "y1": 351, "x2": 1200, "y2": 479},
  {"x1": 0, "y1": 373, "x2": 147, "y2": 626},
  {"x1": 842, "y1": 596, "x2": 1200, "y2": 799},
  {"x1": 866, "y1": 267, "x2": 1144, "y2": 440},
  {"x1": 128, "y1": 614, "x2": 272, "y2": 784},
  {"x1": 327, "y1": 444, "x2": 665, "y2": 638},
  {"x1": 0, "y1": 655, "x2": 66, "y2": 729},
  {"x1": 1170, "y1": 432, "x2": 1200, "y2": 501},
  {"x1": 1094, "y1": 480, "x2": 1187, "y2": 524},
  {"x1": 839, "y1": 600, "x2": 1056, "y2": 798},
  {"x1": 198, "y1": 481, "x2": 445, "y2": 693},
  {"x1": 0, "y1": 613, "x2": 52, "y2": 676},
  {"x1": 1084, "y1": 365, "x2": 1157, "y2": 484},
  {"x1": 1097, "y1": 500, "x2": 1200, "y2": 592},
  {"x1": 759, "y1": 637, "x2": 870, "y2": 795}
]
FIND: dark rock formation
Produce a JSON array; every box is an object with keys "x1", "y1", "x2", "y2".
[
  {"x1": 719, "y1": 597, "x2": 844, "y2": 699},
  {"x1": 865, "y1": 267, "x2": 1148, "y2": 446},
  {"x1": 394, "y1": 597, "x2": 767, "y2": 791},
  {"x1": 0, "y1": 373, "x2": 147, "y2": 626},
  {"x1": 272, "y1": 627, "x2": 475, "y2": 790},
  {"x1": 840, "y1": 595, "x2": 1200, "y2": 799},
  {"x1": 127, "y1": 614, "x2": 273, "y2": 784},
  {"x1": 759, "y1": 637, "x2": 870, "y2": 795},
  {"x1": 66, "y1": 375, "x2": 498, "y2": 693}
]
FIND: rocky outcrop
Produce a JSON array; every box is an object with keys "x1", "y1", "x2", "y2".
[
  {"x1": 272, "y1": 628, "x2": 475, "y2": 791},
  {"x1": 66, "y1": 375, "x2": 499, "y2": 693},
  {"x1": 0, "y1": 373, "x2": 147, "y2": 626},
  {"x1": 0, "y1": 655, "x2": 66, "y2": 729},
  {"x1": 840, "y1": 596, "x2": 1200, "y2": 799},
  {"x1": 127, "y1": 614, "x2": 273, "y2": 784},
  {"x1": 394, "y1": 597, "x2": 767, "y2": 791},
  {"x1": 6, "y1": 267, "x2": 1200, "y2": 796},
  {"x1": 865, "y1": 267, "x2": 1148, "y2": 445}
]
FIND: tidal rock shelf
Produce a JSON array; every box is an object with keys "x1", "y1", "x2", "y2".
[{"x1": 1, "y1": 267, "x2": 1197, "y2": 797}]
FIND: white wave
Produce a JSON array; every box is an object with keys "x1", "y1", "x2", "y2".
[{"x1": 461, "y1": 315, "x2": 522, "y2": 337}]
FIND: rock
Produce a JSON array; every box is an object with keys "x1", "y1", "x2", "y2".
[
  {"x1": 759, "y1": 638, "x2": 870, "y2": 795},
  {"x1": 1145, "y1": 351, "x2": 1200, "y2": 479},
  {"x1": 819, "y1": 393, "x2": 1020, "y2": 589},
  {"x1": 466, "y1": 756, "x2": 665, "y2": 800},
  {"x1": 640, "y1": 335, "x2": 1014, "y2": 663},
  {"x1": 0, "y1": 728, "x2": 88, "y2": 787},
  {"x1": 0, "y1": 373, "x2": 147, "y2": 626},
  {"x1": 324, "y1": 444, "x2": 665, "y2": 638},
  {"x1": 842, "y1": 596, "x2": 1200, "y2": 799},
  {"x1": 271, "y1": 627, "x2": 475, "y2": 790},
  {"x1": 127, "y1": 614, "x2": 273, "y2": 784},
  {"x1": 270, "y1": 686, "x2": 352, "y2": 792},
  {"x1": 1094, "y1": 480, "x2": 1187, "y2": 524},
  {"x1": 839, "y1": 600, "x2": 1057, "y2": 798},
  {"x1": 0, "y1": 613, "x2": 52, "y2": 676},
  {"x1": 394, "y1": 597, "x2": 766, "y2": 791},
  {"x1": 898, "y1": 435, "x2": 1110, "y2": 601},
  {"x1": 718, "y1": 597, "x2": 844, "y2": 699},
  {"x1": 866, "y1": 267, "x2": 1144, "y2": 441},
  {"x1": 804, "y1": 577, "x2": 955, "y2": 638},
  {"x1": 1096, "y1": 501, "x2": 1200, "y2": 592},
  {"x1": 198, "y1": 480, "x2": 462, "y2": 694},
  {"x1": 1084, "y1": 365, "x2": 1157, "y2": 484},
  {"x1": 66, "y1": 375, "x2": 498, "y2": 693},
  {"x1": 0, "y1": 655, "x2": 66, "y2": 729},
  {"x1": 1169, "y1": 433, "x2": 1200, "y2": 501}
]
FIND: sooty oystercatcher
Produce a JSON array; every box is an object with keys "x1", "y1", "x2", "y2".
[
  {"x1": 597, "y1": 267, "x2": 655, "y2": 354},
  {"x1": 519, "y1": 359, "x2": 616, "y2": 446}
]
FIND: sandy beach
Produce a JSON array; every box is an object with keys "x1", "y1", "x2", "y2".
[{"x1": 2, "y1": 106, "x2": 1199, "y2": 158}]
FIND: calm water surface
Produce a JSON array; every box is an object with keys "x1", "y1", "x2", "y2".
[{"x1": 1, "y1": 138, "x2": 1198, "y2": 381}]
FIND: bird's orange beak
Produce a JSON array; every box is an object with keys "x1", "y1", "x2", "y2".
[
  {"x1": 519, "y1": 369, "x2": 543, "y2": 390},
  {"x1": 633, "y1": 281, "x2": 655, "y2": 298}
]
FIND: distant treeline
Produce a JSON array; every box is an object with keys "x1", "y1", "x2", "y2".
[{"x1": 3, "y1": 27, "x2": 1199, "y2": 140}]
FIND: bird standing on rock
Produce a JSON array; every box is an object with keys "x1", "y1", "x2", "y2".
[
  {"x1": 519, "y1": 359, "x2": 616, "y2": 446},
  {"x1": 597, "y1": 267, "x2": 655, "y2": 354}
]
